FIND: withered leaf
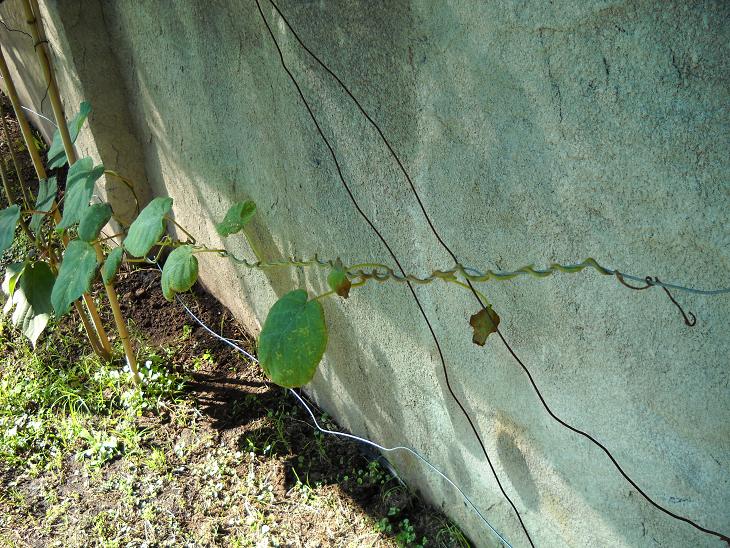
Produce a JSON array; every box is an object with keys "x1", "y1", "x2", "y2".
[
  {"x1": 469, "y1": 306, "x2": 500, "y2": 346},
  {"x1": 327, "y1": 260, "x2": 351, "y2": 298}
]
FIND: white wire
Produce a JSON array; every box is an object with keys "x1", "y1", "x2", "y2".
[
  {"x1": 20, "y1": 105, "x2": 56, "y2": 127},
  {"x1": 161, "y1": 265, "x2": 512, "y2": 547}
]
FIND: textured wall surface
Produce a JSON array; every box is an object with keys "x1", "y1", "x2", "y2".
[{"x1": 2, "y1": 1, "x2": 728, "y2": 546}]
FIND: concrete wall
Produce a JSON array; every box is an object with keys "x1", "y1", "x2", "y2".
[{"x1": 2, "y1": 1, "x2": 728, "y2": 545}]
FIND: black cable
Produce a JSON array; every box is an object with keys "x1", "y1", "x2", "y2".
[
  {"x1": 0, "y1": 19, "x2": 31, "y2": 39},
  {"x1": 263, "y1": 0, "x2": 729, "y2": 543},
  {"x1": 253, "y1": 1, "x2": 535, "y2": 545}
]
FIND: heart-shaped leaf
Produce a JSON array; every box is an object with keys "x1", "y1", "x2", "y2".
[
  {"x1": 258, "y1": 289, "x2": 327, "y2": 388},
  {"x1": 78, "y1": 203, "x2": 112, "y2": 242},
  {"x1": 469, "y1": 306, "x2": 501, "y2": 346},
  {"x1": 161, "y1": 245, "x2": 198, "y2": 301},
  {"x1": 47, "y1": 101, "x2": 91, "y2": 169},
  {"x1": 4, "y1": 262, "x2": 55, "y2": 347},
  {"x1": 0, "y1": 204, "x2": 21, "y2": 258},
  {"x1": 327, "y1": 260, "x2": 351, "y2": 298},
  {"x1": 102, "y1": 246, "x2": 124, "y2": 285},
  {"x1": 216, "y1": 200, "x2": 256, "y2": 237},
  {"x1": 51, "y1": 239, "x2": 98, "y2": 316},
  {"x1": 57, "y1": 157, "x2": 104, "y2": 230},
  {"x1": 30, "y1": 177, "x2": 57, "y2": 234},
  {"x1": 123, "y1": 197, "x2": 172, "y2": 258}
]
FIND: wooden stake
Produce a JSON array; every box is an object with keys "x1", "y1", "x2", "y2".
[{"x1": 0, "y1": 45, "x2": 111, "y2": 361}]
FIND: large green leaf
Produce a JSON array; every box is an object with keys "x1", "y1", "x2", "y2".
[
  {"x1": 3, "y1": 262, "x2": 55, "y2": 347},
  {"x1": 102, "y1": 246, "x2": 124, "y2": 284},
  {"x1": 51, "y1": 240, "x2": 97, "y2": 316},
  {"x1": 123, "y1": 197, "x2": 172, "y2": 258},
  {"x1": 47, "y1": 101, "x2": 91, "y2": 169},
  {"x1": 161, "y1": 245, "x2": 198, "y2": 301},
  {"x1": 57, "y1": 157, "x2": 104, "y2": 230},
  {"x1": 0, "y1": 204, "x2": 21, "y2": 258},
  {"x1": 30, "y1": 177, "x2": 58, "y2": 234},
  {"x1": 216, "y1": 200, "x2": 256, "y2": 237},
  {"x1": 258, "y1": 290, "x2": 327, "y2": 388},
  {"x1": 78, "y1": 202, "x2": 112, "y2": 242}
]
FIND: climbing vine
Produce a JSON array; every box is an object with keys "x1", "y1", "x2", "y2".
[{"x1": 0, "y1": 0, "x2": 728, "y2": 545}]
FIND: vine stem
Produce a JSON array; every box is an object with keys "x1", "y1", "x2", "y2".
[
  {"x1": 22, "y1": 0, "x2": 135, "y2": 376},
  {"x1": 0, "y1": 44, "x2": 110, "y2": 361},
  {"x1": 166, "y1": 215, "x2": 196, "y2": 244}
]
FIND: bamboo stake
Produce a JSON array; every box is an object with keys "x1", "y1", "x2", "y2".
[
  {"x1": 2, "y1": 147, "x2": 106, "y2": 356},
  {"x1": 0, "y1": 46, "x2": 111, "y2": 360},
  {"x1": 0, "y1": 102, "x2": 33, "y2": 208},
  {"x1": 21, "y1": 0, "x2": 140, "y2": 384}
]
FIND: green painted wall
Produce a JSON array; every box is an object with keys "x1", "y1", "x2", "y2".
[{"x1": 2, "y1": 1, "x2": 728, "y2": 545}]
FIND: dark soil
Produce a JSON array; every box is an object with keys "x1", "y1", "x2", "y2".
[{"x1": 113, "y1": 267, "x2": 447, "y2": 542}]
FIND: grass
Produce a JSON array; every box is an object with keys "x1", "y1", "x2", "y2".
[
  {"x1": 0, "y1": 318, "x2": 187, "y2": 474},
  {"x1": 0, "y1": 281, "x2": 471, "y2": 547}
]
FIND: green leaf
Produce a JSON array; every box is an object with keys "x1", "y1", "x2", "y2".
[
  {"x1": 327, "y1": 260, "x2": 351, "y2": 298},
  {"x1": 0, "y1": 204, "x2": 21, "y2": 258},
  {"x1": 123, "y1": 197, "x2": 172, "y2": 258},
  {"x1": 57, "y1": 157, "x2": 104, "y2": 230},
  {"x1": 3, "y1": 262, "x2": 55, "y2": 347},
  {"x1": 258, "y1": 289, "x2": 327, "y2": 388},
  {"x1": 161, "y1": 245, "x2": 198, "y2": 301},
  {"x1": 47, "y1": 101, "x2": 91, "y2": 169},
  {"x1": 30, "y1": 176, "x2": 57, "y2": 234},
  {"x1": 469, "y1": 306, "x2": 501, "y2": 346},
  {"x1": 102, "y1": 246, "x2": 124, "y2": 285},
  {"x1": 78, "y1": 202, "x2": 112, "y2": 242},
  {"x1": 51, "y1": 240, "x2": 97, "y2": 316},
  {"x1": 216, "y1": 200, "x2": 256, "y2": 237},
  {"x1": 2, "y1": 263, "x2": 25, "y2": 306}
]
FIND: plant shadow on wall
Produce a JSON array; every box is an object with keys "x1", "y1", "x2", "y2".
[{"x1": 2, "y1": 1, "x2": 729, "y2": 546}]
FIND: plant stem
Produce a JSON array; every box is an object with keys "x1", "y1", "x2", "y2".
[
  {"x1": 166, "y1": 216, "x2": 196, "y2": 244},
  {"x1": 0, "y1": 45, "x2": 111, "y2": 360},
  {"x1": 193, "y1": 247, "x2": 227, "y2": 254},
  {"x1": 447, "y1": 279, "x2": 493, "y2": 308},
  {"x1": 97, "y1": 232, "x2": 124, "y2": 243},
  {"x1": 21, "y1": 0, "x2": 138, "y2": 383}
]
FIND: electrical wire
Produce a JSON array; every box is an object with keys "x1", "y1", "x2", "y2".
[{"x1": 20, "y1": 105, "x2": 56, "y2": 127}]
